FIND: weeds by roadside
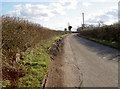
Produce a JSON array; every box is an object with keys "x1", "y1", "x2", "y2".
[
  {"x1": 78, "y1": 23, "x2": 120, "y2": 49},
  {"x1": 1, "y1": 16, "x2": 70, "y2": 87}
]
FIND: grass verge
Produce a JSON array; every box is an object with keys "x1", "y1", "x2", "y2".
[
  {"x1": 78, "y1": 34, "x2": 120, "y2": 50},
  {"x1": 2, "y1": 34, "x2": 69, "y2": 87},
  {"x1": 18, "y1": 34, "x2": 69, "y2": 87}
]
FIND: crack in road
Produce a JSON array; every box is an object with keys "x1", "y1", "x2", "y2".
[{"x1": 69, "y1": 37, "x2": 84, "y2": 87}]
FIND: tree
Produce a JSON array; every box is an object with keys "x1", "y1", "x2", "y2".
[
  {"x1": 64, "y1": 28, "x2": 67, "y2": 31},
  {"x1": 68, "y1": 26, "x2": 72, "y2": 31}
]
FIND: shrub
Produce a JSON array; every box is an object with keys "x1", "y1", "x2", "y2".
[
  {"x1": 1, "y1": 16, "x2": 65, "y2": 87},
  {"x1": 79, "y1": 23, "x2": 120, "y2": 42}
]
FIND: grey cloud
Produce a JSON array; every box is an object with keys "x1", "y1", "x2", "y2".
[
  {"x1": 6, "y1": 0, "x2": 77, "y2": 20},
  {"x1": 86, "y1": 8, "x2": 117, "y2": 24},
  {"x1": 106, "y1": 9, "x2": 118, "y2": 17}
]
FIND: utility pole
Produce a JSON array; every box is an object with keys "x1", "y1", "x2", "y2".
[
  {"x1": 68, "y1": 22, "x2": 70, "y2": 31},
  {"x1": 82, "y1": 13, "x2": 85, "y2": 28},
  {"x1": 68, "y1": 22, "x2": 70, "y2": 27}
]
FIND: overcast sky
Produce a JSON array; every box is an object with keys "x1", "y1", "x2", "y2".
[{"x1": 1, "y1": 0, "x2": 119, "y2": 31}]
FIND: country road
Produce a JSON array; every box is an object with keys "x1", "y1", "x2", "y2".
[{"x1": 46, "y1": 34, "x2": 119, "y2": 87}]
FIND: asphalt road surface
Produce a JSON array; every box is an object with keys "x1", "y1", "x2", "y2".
[
  {"x1": 62, "y1": 34, "x2": 119, "y2": 87},
  {"x1": 46, "y1": 34, "x2": 119, "y2": 87}
]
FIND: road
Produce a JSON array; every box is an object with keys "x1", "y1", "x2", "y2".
[{"x1": 46, "y1": 34, "x2": 119, "y2": 87}]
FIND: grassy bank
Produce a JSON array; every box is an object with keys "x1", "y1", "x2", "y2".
[
  {"x1": 2, "y1": 34, "x2": 69, "y2": 87},
  {"x1": 78, "y1": 34, "x2": 120, "y2": 49},
  {"x1": 2, "y1": 16, "x2": 70, "y2": 87},
  {"x1": 78, "y1": 23, "x2": 120, "y2": 50}
]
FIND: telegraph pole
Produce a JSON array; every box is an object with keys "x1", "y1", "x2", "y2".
[
  {"x1": 82, "y1": 12, "x2": 85, "y2": 28},
  {"x1": 68, "y1": 22, "x2": 70, "y2": 27}
]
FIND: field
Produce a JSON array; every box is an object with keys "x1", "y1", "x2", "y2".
[{"x1": 1, "y1": 16, "x2": 68, "y2": 87}]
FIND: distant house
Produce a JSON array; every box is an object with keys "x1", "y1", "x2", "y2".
[{"x1": 118, "y1": 1, "x2": 120, "y2": 23}]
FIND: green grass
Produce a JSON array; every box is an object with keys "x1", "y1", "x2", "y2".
[
  {"x1": 89, "y1": 38, "x2": 120, "y2": 49},
  {"x1": 18, "y1": 46, "x2": 50, "y2": 87},
  {"x1": 18, "y1": 34, "x2": 68, "y2": 87},
  {"x1": 1, "y1": 34, "x2": 69, "y2": 87},
  {"x1": 2, "y1": 34, "x2": 69, "y2": 87},
  {"x1": 78, "y1": 34, "x2": 120, "y2": 50}
]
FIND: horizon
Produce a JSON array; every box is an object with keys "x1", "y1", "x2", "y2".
[{"x1": 1, "y1": 0, "x2": 119, "y2": 31}]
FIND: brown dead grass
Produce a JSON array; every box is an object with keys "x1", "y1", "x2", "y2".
[{"x1": 1, "y1": 16, "x2": 67, "y2": 87}]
